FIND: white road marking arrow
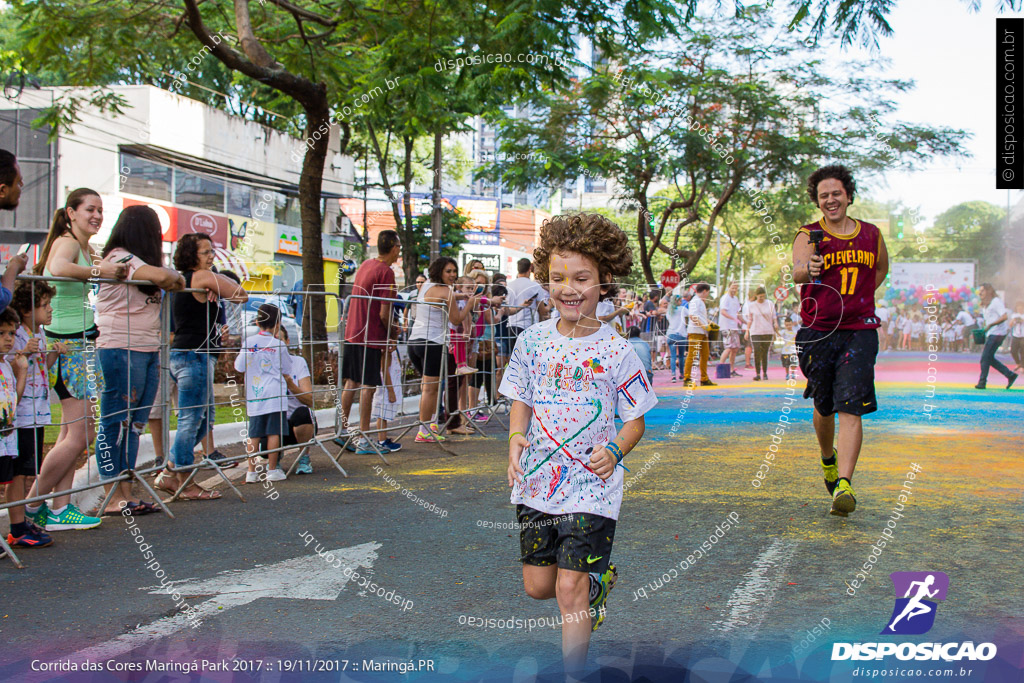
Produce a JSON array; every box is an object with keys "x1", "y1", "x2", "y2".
[{"x1": 47, "y1": 542, "x2": 380, "y2": 671}]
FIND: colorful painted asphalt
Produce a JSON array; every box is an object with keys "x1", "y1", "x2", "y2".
[{"x1": 0, "y1": 351, "x2": 1019, "y2": 682}]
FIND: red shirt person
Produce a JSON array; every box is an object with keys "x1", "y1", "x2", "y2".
[
  {"x1": 339, "y1": 230, "x2": 402, "y2": 453},
  {"x1": 792, "y1": 164, "x2": 888, "y2": 519}
]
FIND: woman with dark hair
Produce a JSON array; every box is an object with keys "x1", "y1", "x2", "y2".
[
  {"x1": 25, "y1": 189, "x2": 127, "y2": 532},
  {"x1": 154, "y1": 234, "x2": 247, "y2": 500},
  {"x1": 407, "y1": 256, "x2": 479, "y2": 441},
  {"x1": 94, "y1": 205, "x2": 185, "y2": 514},
  {"x1": 747, "y1": 286, "x2": 779, "y2": 381}
]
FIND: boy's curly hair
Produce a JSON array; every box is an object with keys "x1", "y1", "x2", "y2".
[
  {"x1": 11, "y1": 280, "x2": 56, "y2": 317},
  {"x1": 533, "y1": 213, "x2": 633, "y2": 301}
]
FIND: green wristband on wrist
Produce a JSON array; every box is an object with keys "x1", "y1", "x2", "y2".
[{"x1": 509, "y1": 431, "x2": 524, "y2": 443}]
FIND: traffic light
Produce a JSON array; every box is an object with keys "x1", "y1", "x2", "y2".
[{"x1": 896, "y1": 214, "x2": 904, "y2": 239}]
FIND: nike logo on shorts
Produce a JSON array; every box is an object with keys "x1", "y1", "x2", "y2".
[{"x1": 587, "y1": 555, "x2": 603, "y2": 564}]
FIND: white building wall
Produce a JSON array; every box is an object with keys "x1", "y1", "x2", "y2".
[{"x1": 6, "y1": 84, "x2": 353, "y2": 208}]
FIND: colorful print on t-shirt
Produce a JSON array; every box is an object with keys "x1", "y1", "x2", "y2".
[{"x1": 498, "y1": 319, "x2": 658, "y2": 520}]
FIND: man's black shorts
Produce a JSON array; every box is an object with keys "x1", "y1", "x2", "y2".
[
  {"x1": 796, "y1": 327, "x2": 878, "y2": 417},
  {"x1": 341, "y1": 344, "x2": 382, "y2": 386},
  {"x1": 516, "y1": 504, "x2": 616, "y2": 574}
]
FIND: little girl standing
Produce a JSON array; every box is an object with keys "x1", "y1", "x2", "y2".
[{"x1": 451, "y1": 276, "x2": 477, "y2": 376}]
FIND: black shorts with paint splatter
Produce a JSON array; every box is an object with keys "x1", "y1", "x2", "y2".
[
  {"x1": 796, "y1": 327, "x2": 878, "y2": 417},
  {"x1": 516, "y1": 504, "x2": 616, "y2": 574}
]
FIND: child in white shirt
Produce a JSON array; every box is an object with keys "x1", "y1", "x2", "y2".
[
  {"x1": 235, "y1": 304, "x2": 292, "y2": 483},
  {"x1": 372, "y1": 326, "x2": 403, "y2": 452}
]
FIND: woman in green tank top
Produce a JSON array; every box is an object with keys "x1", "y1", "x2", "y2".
[{"x1": 25, "y1": 189, "x2": 127, "y2": 531}]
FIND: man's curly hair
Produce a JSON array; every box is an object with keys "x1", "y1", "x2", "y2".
[
  {"x1": 533, "y1": 213, "x2": 633, "y2": 301},
  {"x1": 11, "y1": 279, "x2": 56, "y2": 317},
  {"x1": 807, "y1": 164, "x2": 856, "y2": 206}
]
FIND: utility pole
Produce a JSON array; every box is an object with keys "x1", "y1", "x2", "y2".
[
  {"x1": 430, "y1": 130, "x2": 443, "y2": 261},
  {"x1": 715, "y1": 229, "x2": 721, "y2": 294}
]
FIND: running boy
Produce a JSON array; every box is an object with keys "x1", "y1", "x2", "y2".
[
  {"x1": 5, "y1": 281, "x2": 59, "y2": 548},
  {"x1": 235, "y1": 303, "x2": 292, "y2": 483},
  {"x1": 500, "y1": 213, "x2": 657, "y2": 674},
  {"x1": 793, "y1": 164, "x2": 888, "y2": 517}
]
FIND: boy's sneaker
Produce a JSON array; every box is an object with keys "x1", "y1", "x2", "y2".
[
  {"x1": 294, "y1": 454, "x2": 313, "y2": 475},
  {"x1": 46, "y1": 504, "x2": 101, "y2": 531},
  {"x1": 700, "y1": 380, "x2": 717, "y2": 387},
  {"x1": 27, "y1": 503, "x2": 50, "y2": 529},
  {"x1": 266, "y1": 468, "x2": 287, "y2": 482},
  {"x1": 7, "y1": 522, "x2": 53, "y2": 548},
  {"x1": 245, "y1": 471, "x2": 260, "y2": 484},
  {"x1": 831, "y1": 479, "x2": 857, "y2": 517},
  {"x1": 354, "y1": 439, "x2": 379, "y2": 455},
  {"x1": 821, "y1": 447, "x2": 839, "y2": 497},
  {"x1": 590, "y1": 564, "x2": 618, "y2": 632},
  {"x1": 378, "y1": 439, "x2": 403, "y2": 453}
]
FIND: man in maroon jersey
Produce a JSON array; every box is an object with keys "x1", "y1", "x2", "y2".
[
  {"x1": 338, "y1": 230, "x2": 401, "y2": 454},
  {"x1": 792, "y1": 165, "x2": 889, "y2": 517}
]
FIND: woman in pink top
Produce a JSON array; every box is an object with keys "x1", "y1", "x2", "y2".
[
  {"x1": 94, "y1": 206, "x2": 184, "y2": 514},
  {"x1": 748, "y1": 286, "x2": 779, "y2": 381}
]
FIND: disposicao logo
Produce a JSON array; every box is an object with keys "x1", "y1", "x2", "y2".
[
  {"x1": 832, "y1": 571, "x2": 997, "y2": 662},
  {"x1": 882, "y1": 571, "x2": 948, "y2": 635}
]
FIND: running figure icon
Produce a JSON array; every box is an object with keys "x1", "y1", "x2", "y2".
[
  {"x1": 888, "y1": 574, "x2": 939, "y2": 631},
  {"x1": 882, "y1": 571, "x2": 949, "y2": 635}
]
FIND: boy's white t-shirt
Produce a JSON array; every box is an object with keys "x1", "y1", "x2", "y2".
[
  {"x1": 498, "y1": 319, "x2": 658, "y2": 520},
  {"x1": 0, "y1": 359, "x2": 18, "y2": 457},
  {"x1": 285, "y1": 353, "x2": 311, "y2": 416},
  {"x1": 780, "y1": 328, "x2": 798, "y2": 355},
  {"x1": 233, "y1": 331, "x2": 293, "y2": 416},
  {"x1": 11, "y1": 325, "x2": 51, "y2": 428}
]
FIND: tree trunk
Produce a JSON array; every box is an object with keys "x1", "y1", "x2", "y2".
[
  {"x1": 402, "y1": 136, "x2": 416, "y2": 279},
  {"x1": 299, "y1": 98, "x2": 330, "y2": 355}
]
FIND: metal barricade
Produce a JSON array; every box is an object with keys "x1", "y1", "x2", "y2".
[
  {"x1": 334, "y1": 292, "x2": 450, "y2": 456},
  {"x1": 166, "y1": 289, "x2": 349, "y2": 496},
  {"x1": 0, "y1": 273, "x2": 176, "y2": 567}
]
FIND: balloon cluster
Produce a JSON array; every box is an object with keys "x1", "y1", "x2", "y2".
[{"x1": 883, "y1": 284, "x2": 975, "y2": 308}]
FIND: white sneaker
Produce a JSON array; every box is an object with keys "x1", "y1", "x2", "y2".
[
  {"x1": 266, "y1": 468, "x2": 287, "y2": 482},
  {"x1": 245, "y1": 471, "x2": 260, "y2": 484}
]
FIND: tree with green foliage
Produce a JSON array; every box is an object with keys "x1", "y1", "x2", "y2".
[
  {"x1": 930, "y1": 201, "x2": 1006, "y2": 281},
  {"x1": 484, "y1": 12, "x2": 968, "y2": 285},
  {"x1": 411, "y1": 208, "x2": 471, "y2": 268}
]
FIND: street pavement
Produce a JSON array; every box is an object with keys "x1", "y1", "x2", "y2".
[{"x1": 0, "y1": 352, "x2": 1020, "y2": 682}]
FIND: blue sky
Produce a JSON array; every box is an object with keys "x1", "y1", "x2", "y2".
[{"x1": 831, "y1": 0, "x2": 1022, "y2": 228}]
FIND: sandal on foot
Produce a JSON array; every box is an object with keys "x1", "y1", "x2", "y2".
[
  {"x1": 126, "y1": 501, "x2": 161, "y2": 515},
  {"x1": 154, "y1": 473, "x2": 178, "y2": 494},
  {"x1": 178, "y1": 488, "x2": 222, "y2": 501}
]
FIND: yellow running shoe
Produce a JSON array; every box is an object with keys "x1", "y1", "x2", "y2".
[
  {"x1": 590, "y1": 564, "x2": 617, "y2": 632},
  {"x1": 831, "y1": 479, "x2": 856, "y2": 517},
  {"x1": 822, "y1": 447, "x2": 839, "y2": 497}
]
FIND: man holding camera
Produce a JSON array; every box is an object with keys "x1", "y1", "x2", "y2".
[{"x1": 792, "y1": 164, "x2": 889, "y2": 517}]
